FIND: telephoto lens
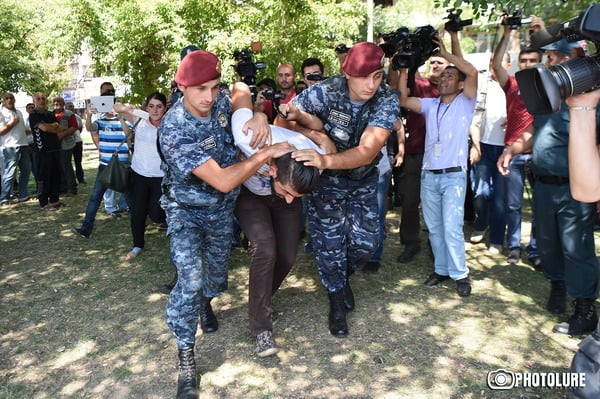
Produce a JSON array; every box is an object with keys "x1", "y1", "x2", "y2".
[{"x1": 516, "y1": 55, "x2": 600, "y2": 114}]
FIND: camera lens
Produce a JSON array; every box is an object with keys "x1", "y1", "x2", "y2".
[
  {"x1": 549, "y1": 55, "x2": 600, "y2": 98},
  {"x1": 516, "y1": 54, "x2": 600, "y2": 114}
]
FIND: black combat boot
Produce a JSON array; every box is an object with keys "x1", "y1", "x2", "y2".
[
  {"x1": 328, "y1": 290, "x2": 348, "y2": 338},
  {"x1": 158, "y1": 270, "x2": 178, "y2": 295},
  {"x1": 199, "y1": 297, "x2": 218, "y2": 334},
  {"x1": 546, "y1": 280, "x2": 567, "y2": 314},
  {"x1": 176, "y1": 348, "x2": 198, "y2": 399},
  {"x1": 343, "y1": 281, "x2": 355, "y2": 311},
  {"x1": 554, "y1": 298, "x2": 598, "y2": 335}
]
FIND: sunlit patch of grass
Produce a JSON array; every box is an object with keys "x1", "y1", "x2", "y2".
[{"x1": 1, "y1": 144, "x2": 598, "y2": 398}]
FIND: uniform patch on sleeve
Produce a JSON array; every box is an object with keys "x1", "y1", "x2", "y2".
[
  {"x1": 200, "y1": 136, "x2": 217, "y2": 150},
  {"x1": 218, "y1": 112, "x2": 228, "y2": 127}
]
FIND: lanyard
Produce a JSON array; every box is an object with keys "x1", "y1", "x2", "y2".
[{"x1": 435, "y1": 100, "x2": 452, "y2": 142}]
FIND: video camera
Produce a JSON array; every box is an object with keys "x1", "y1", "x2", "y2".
[
  {"x1": 260, "y1": 88, "x2": 288, "y2": 119},
  {"x1": 515, "y1": 4, "x2": 600, "y2": 114},
  {"x1": 501, "y1": 7, "x2": 532, "y2": 30},
  {"x1": 445, "y1": 9, "x2": 473, "y2": 32},
  {"x1": 335, "y1": 43, "x2": 351, "y2": 54},
  {"x1": 233, "y1": 42, "x2": 266, "y2": 99},
  {"x1": 379, "y1": 25, "x2": 439, "y2": 70}
]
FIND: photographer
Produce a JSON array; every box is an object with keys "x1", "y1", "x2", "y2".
[
  {"x1": 398, "y1": 32, "x2": 478, "y2": 297},
  {"x1": 568, "y1": 89, "x2": 600, "y2": 202},
  {"x1": 493, "y1": 14, "x2": 543, "y2": 267},
  {"x1": 499, "y1": 31, "x2": 598, "y2": 336},
  {"x1": 388, "y1": 36, "x2": 450, "y2": 264}
]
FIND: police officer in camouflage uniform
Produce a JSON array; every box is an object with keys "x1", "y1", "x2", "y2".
[
  {"x1": 158, "y1": 49, "x2": 294, "y2": 399},
  {"x1": 285, "y1": 42, "x2": 400, "y2": 338}
]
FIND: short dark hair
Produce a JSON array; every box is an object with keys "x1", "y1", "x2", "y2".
[
  {"x1": 519, "y1": 47, "x2": 542, "y2": 62},
  {"x1": 301, "y1": 58, "x2": 324, "y2": 75},
  {"x1": 257, "y1": 78, "x2": 276, "y2": 91},
  {"x1": 445, "y1": 65, "x2": 466, "y2": 81},
  {"x1": 275, "y1": 152, "x2": 319, "y2": 194},
  {"x1": 145, "y1": 92, "x2": 167, "y2": 107},
  {"x1": 100, "y1": 82, "x2": 115, "y2": 95}
]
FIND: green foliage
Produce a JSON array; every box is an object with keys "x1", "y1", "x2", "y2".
[
  {"x1": 108, "y1": 2, "x2": 177, "y2": 103},
  {"x1": 1, "y1": 0, "x2": 597, "y2": 102}
]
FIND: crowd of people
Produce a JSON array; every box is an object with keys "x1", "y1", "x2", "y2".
[{"x1": 2, "y1": 14, "x2": 600, "y2": 398}]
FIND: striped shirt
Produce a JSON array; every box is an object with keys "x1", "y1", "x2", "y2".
[{"x1": 96, "y1": 115, "x2": 130, "y2": 165}]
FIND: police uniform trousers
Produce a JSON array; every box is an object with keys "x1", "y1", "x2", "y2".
[
  {"x1": 164, "y1": 200, "x2": 234, "y2": 350},
  {"x1": 534, "y1": 181, "x2": 598, "y2": 299},
  {"x1": 307, "y1": 171, "x2": 379, "y2": 292}
]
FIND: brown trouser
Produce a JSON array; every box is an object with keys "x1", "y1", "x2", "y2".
[{"x1": 234, "y1": 186, "x2": 302, "y2": 335}]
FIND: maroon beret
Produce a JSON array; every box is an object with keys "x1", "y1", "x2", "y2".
[
  {"x1": 342, "y1": 42, "x2": 385, "y2": 77},
  {"x1": 175, "y1": 50, "x2": 222, "y2": 87}
]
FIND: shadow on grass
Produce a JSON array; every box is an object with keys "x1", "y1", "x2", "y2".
[{"x1": 0, "y1": 151, "x2": 592, "y2": 398}]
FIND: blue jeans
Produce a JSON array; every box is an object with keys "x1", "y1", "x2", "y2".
[
  {"x1": 1, "y1": 146, "x2": 31, "y2": 201},
  {"x1": 104, "y1": 188, "x2": 128, "y2": 213},
  {"x1": 371, "y1": 170, "x2": 392, "y2": 263},
  {"x1": 470, "y1": 143, "x2": 506, "y2": 245},
  {"x1": 80, "y1": 165, "x2": 130, "y2": 235},
  {"x1": 504, "y1": 153, "x2": 535, "y2": 252},
  {"x1": 421, "y1": 170, "x2": 469, "y2": 280}
]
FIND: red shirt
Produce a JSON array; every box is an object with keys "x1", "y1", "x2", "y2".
[
  {"x1": 503, "y1": 76, "x2": 533, "y2": 146},
  {"x1": 405, "y1": 78, "x2": 439, "y2": 154}
]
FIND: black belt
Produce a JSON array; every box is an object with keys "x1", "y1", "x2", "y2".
[
  {"x1": 537, "y1": 175, "x2": 569, "y2": 185},
  {"x1": 428, "y1": 166, "x2": 462, "y2": 174}
]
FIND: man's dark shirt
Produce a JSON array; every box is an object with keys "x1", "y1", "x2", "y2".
[{"x1": 29, "y1": 109, "x2": 60, "y2": 152}]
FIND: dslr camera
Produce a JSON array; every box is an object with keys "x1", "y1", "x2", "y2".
[
  {"x1": 501, "y1": 7, "x2": 532, "y2": 30},
  {"x1": 261, "y1": 88, "x2": 286, "y2": 101},
  {"x1": 233, "y1": 42, "x2": 266, "y2": 98},
  {"x1": 515, "y1": 4, "x2": 600, "y2": 114},
  {"x1": 445, "y1": 9, "x2": 473, "y2": 33},
  {"x1": 379, "y1": 25, "x2": 439, "y2": 70}
]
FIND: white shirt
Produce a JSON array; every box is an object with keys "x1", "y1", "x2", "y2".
[
  {"x1": 0, "y1": 106, "x2": 28, "y2": 148},
  {"x1": 232, "y1": 108, "x2": 324, "y2": 196},
  {"x1": 131, "y1": 118, "x2": 163, "y2": 178},
  {"x1": 475, "y1": 73, "x2": 506, "y2": 146}
]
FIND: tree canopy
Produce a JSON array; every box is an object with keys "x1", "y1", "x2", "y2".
[{"x1": 1, "y1": 0, "x2": 596, "y2": 103}]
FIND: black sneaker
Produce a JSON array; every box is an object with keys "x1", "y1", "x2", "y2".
[
  {"x1": 397, "y1": 246, "x2": 421, "y2": 263},
  {"x1": 528, "y1": 256, "x2": 542, "y2": 271},
  {"x1": 424, "y1": 272, "x2": 450, "y2": 286},
  {"x1": 362, "y1": 261, "x2": 380, "y2": 273},
  {"x1": 507, "y1": 249, "x2": 521, "y2": 264},
  {"x1": 71, "y1": 227, "x2": 90, "y2": 239},
  {"x1": 456, "y1": 277, "x2": 472, "y2": 297}
]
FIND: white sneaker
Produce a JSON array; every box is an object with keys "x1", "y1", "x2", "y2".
[
  {"x1": 470, "y1": 230, "x2": 487, "y2": 243},
  {"x1": 488, "y1": 244, "x2": 502, "y2": 255}
]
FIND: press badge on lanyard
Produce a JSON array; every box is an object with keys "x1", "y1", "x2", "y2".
[{"x1": 435, "y1": 101, "x2": 451, "y2": 158}]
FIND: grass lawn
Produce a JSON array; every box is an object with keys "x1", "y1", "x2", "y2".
[{"x1": 0, "y1": 140, "x2": 595, "y2": 398}]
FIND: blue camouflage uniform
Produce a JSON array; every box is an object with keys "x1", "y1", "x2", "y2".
[
  {"x1": 532, "y1": 103, "x2": 600, "y2": 299},
  {"x1": 158, "y1": 95, "x2": 239, "y2": 351},
  {"x1": 292, "y1": 75, "x2": 399, "y2": 292}
]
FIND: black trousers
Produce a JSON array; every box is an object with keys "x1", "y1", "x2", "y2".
[
  {"x1": 129, "y1": 170, "x2": 165, "y2": 248},
  {"x1": 73, "y1": 141, "x2": 84, "y2": 183},
  {"x1": 37, "y1": 150, "x2": 61, "y2": 207}
]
